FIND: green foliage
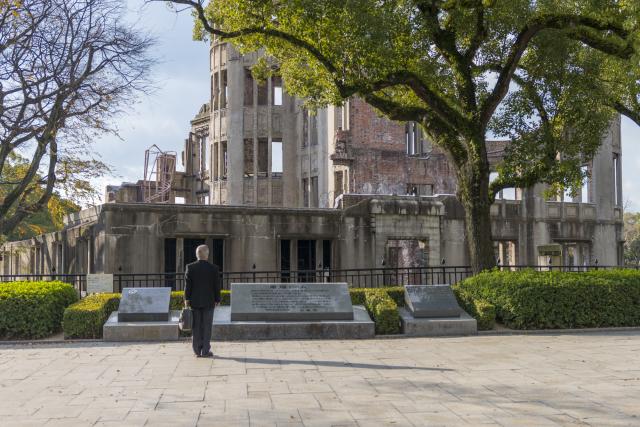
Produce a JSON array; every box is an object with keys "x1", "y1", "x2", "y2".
[
  {"x1": 363, "y1": 289, "x2": 401, "y2": 335},
  {"x1": 1, "y1": 154, "x2": 81, "y2": 242},
  {"x1": 0, "y1": 281, "x2": 78, "y2": 339},
  {"x1": 454, "y1": 287, "x2": 496, "y2": 331},
  {"x1": 624, "y1": 212, "x2": 640, "y2": 266},
  {"x1": 454, "y1": 269, "x2": 640, "y2": 329},
  {"x1": 62, "y1": 293, "x2": 120, "y2": 339}
]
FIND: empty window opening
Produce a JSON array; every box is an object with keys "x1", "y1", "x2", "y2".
[
  {"x1": 257, "y1": 80, "x2": 268, "y2": 106},
  {"x1": 302, "y1": 178, "x2": 309, "y2": 207},
  {"x1": 334, "y1": 171, "x2": 344, "y2": 199},
  {"x1": 244, "y1": 68, "x2": 254, "y2": 106},
  {"x1": 221, "y1": 141, "x2": 228, "y2": 179},
  {"x1": 273, "y1": 76, "x2": 283, "y2": 106},
  {"x1": 310, "y1": 176, "x2": 319, "y2": 208},
  {"x1": 581, "y1": 165, "x2": 590, "y2": 203},
  {"x1": 244, "y1": 139, "x2": 254, "y2": 177},
  {"x1": 220, "y1": 70, "x2": 228, "y2": 109},
  {"x1": 406, "y1": 183, "x2": 433, "y2": 196},
  {"x1": 212, "y1": 142, "x2": 218, "y2": 180},
  {"x1": 271, "y1": 140, "x2": 283, "y2": 175},
  {"x1": 613, "y1": 153, "x2": 621, "y2": 206},
  {"x1": 258, "y1": 138, "x2": 268, "y2": 176}
]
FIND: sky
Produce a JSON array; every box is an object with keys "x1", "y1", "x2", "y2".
[{"x1": 95, "y1": 1, "x2": 640, "y2": 211}]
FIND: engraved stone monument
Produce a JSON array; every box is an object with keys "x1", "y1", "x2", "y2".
[
  {"x1": 213, "y1": 283, "x2": 374, "y2": 340},
  {"x1": 399, "y1": 284, "x2": 477, "y2": 336},
  {"x1": 103, "y1": 287, "x2": 179, "y2": 341},
  {"x1": 230, "y1": 283, "x2": 354, "y2": 321},
  {"x1": 404, "y1": 285, "x2": 463, "y2": 318},
  {"x1": 118, "y1": 287, "x2": 171, "y2": 322}
]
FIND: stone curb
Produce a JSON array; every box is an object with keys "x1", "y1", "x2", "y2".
[
  {"x1": 477, "y1": 326, "x2": 640, "y2": 336},
  {"x1": 2, "y1": 326, "x2": 639, "y2": 346}
]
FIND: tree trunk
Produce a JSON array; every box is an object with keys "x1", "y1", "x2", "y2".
[{"x1": 457, "y1": 160, "x2": 496, "y2": 274}]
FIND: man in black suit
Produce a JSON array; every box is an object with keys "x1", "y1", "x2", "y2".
[{"x1": 184, "y1": 244, "x2": 221, "y2": 358}]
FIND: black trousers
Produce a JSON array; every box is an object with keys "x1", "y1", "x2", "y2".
[{"x1": 191, "y1": 307, "x2": 214, "y2": 356}]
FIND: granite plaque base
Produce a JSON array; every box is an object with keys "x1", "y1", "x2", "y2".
[
  {"x1": 404, "y1": 285, "x2": 463, "y2": 318},
  {"x1": 231, "y1": 283, "x2": 354, "y2": 321},
  {"x1": 399, "y1": 308, "x2": 477, "y2": 337},
  {"x1": 117, "y1": 287, "x2": 171, "y2": 322},
  {"x1": 104, "y1": 310, "x2": 180, "y2": 341},
  {"x1": 212, "y1": 306, "x2": 374, "y2": 340}
]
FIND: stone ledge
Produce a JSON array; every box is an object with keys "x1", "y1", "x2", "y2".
[
  {"x1": 103, "y1": 310, "x2": 180, "y2": 342},
  {"x1": 399, "y1": 307, "x2": 477, "y2": 337},
  {"x1": 212, "y1": 305, "x2": 375, "y2": 340}
]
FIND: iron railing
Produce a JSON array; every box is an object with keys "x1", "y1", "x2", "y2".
[{"x1": 1, "y1": 265, "x2": 638, "y2": 293}]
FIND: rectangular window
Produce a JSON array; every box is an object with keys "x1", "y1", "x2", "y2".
[
  {"x1": 613, "y1": 153, "x2": 621, "y2": 206},
  {"x1": 244, "y1": 68, "x2": 254, "y2": 106},
  {"x1": 212, "y1": 142, "x2": 218, "y2": 180},
  {"x1": 221, "y1": 141, "x2": 228, "y2": 179},
  {"x1": 302, "y1": 111, "x2": 309, "y2": 147},
  {"x1": 257, "y1": 80, "x2": 268, "y2": 105},
  {"x1": 258, "y1": 138, "x2": 268, "y2": 176},
  {"x1": 311, "y1": 176, "x2": 319, "y2": 207},
  {"x1": 406, "y1": 183, "x2": 433, "y2": 196},
  {"x1": 273, "y1": 76, "x2": 283, "y2": 106},
  {"x1": 302, "y1": 178, "x2": 309, "y2": 207},
  {"x1": 212, "y1": 74, "x2": 218, "y2": 110},
  {"x1": 310, "y1": 115, "x2": 318, "y2": 146},
  {"x1": 271, "y1": 140, "x2": 283, "y2": 175},
  {"x1": 220, "y1": 70, "x2": 228, "y2": 109},
  {"x1": 581, "y1": 165, "x2": 590, "y2": 203},
  {"x1": 334, "y1": 171, "x2": 344, "y2": 198},
  {"x1": 243, "y1": 139, "x2": 254, "y2": 177}
]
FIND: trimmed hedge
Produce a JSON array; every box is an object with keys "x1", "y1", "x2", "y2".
[
  {"x1": 454, "y1": 288, "x2": 496, "y2": 330},
  {"x1": 363, "y1": 289, "x2": 401, "y2": 335},
  {"x1": 454, "y1": 269, "x2": 640, "y2": 329},
  {"x1": 0, "y1": 281, "x2": 78, "y2": 339},
  {"x1": 63, "y1": 293, "x2": 121, "y2": 339}
]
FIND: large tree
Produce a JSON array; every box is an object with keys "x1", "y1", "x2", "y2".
[
  {"x1": 166, "y1": 0, "x2": 639, "y2": 272},
  {"x1": 0, "y1": 0, "x2": 152, "y2": 236}
]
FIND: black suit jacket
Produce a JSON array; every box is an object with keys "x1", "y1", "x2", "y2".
[{"x1": 184, "y1": 260, "x2": 221, "y2": 308}]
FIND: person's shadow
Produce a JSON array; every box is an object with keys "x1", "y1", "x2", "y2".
[{"x1": 213, "y1": 356, "x2": 453, "y2": 371}]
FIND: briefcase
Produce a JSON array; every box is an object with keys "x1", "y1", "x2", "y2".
[{"x1": 179, "y1": 307, "x2": 193, "y2": 332}]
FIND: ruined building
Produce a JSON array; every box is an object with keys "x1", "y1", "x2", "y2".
[{"x1": 0, "y1": 41, "x2": 625, "y2": 281}]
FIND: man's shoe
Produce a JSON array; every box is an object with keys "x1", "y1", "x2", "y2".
[
  {"x1": 195, "y1": 353, "x2": 202, "y2": 358},
  {"x1": 202, "y1": 351, "x2": 214, "y2": 358}
]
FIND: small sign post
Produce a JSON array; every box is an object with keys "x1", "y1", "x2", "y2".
[{"x1": 86, "y1": 273, "x2": 114, "y2": 294}]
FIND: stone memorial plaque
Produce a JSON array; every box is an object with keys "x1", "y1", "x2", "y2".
[
  {"x1": 404, "y1": 285, "x2": 462, "y2": 318},
  {"x1": 118, "y1": 287, "x2": 171, "y2": 322},
  {"x1": 87, "y1": 273, "x2": 114, "y2": 294},
  {"x1": 230, "y1": 283, "x2": 354, "y2": 321}
]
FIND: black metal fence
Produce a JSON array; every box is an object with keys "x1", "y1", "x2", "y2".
[{"x1": 1, "y1": 265, "x2": 637, "y2": 293}]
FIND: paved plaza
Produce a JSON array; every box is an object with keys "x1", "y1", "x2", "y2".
[{"x1": 0, "y1": 332, "x2": 638, "y2": 426}]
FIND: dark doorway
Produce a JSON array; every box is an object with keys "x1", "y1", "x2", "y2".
[
  {"x1": 211, "y1": 239, "x2": 224, "y2": 271},
  {"x1": 164, "y1": 238, "x2": 177, "y2": 289},
  {"x1": 280, "y1": 240, "x2": 291, "y2": 282},
  {"x1": 297, "y1": 239, "x2": 316, "y2": 282},
  {"x1": 183, "y1": 238, "x2": 205, "y2": 269}
]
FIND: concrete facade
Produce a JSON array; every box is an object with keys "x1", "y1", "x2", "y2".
[{"x1": 0, "y1": 43, "x2": 625, "y2": 275}]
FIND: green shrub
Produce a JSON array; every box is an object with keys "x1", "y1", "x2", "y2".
[
  {"x1": 349, "y1": 287, "x2": 404, "y2": 307},
  {"x1": 170, "y1": 290, "x2": 231, "y2": 308},
  {"x1": 363, "y1": 289, "x2": 401, "y2": 334},
  {"x1": 454, "y1": 288, "x2": 496, "y2": 330},
  {"x1": 63, "y1": 293, "x2": 121, "y2": 339},
  {"x1": 453, "y1": 269, "x2": 640, "y2": 329},
  {"x1": 0, "y1": 281, "x2": 78, "y2": 339}
]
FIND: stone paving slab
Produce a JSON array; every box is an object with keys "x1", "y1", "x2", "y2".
[{"x1": 0, "y1": 332, "x2": 639, "y2": 426}]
